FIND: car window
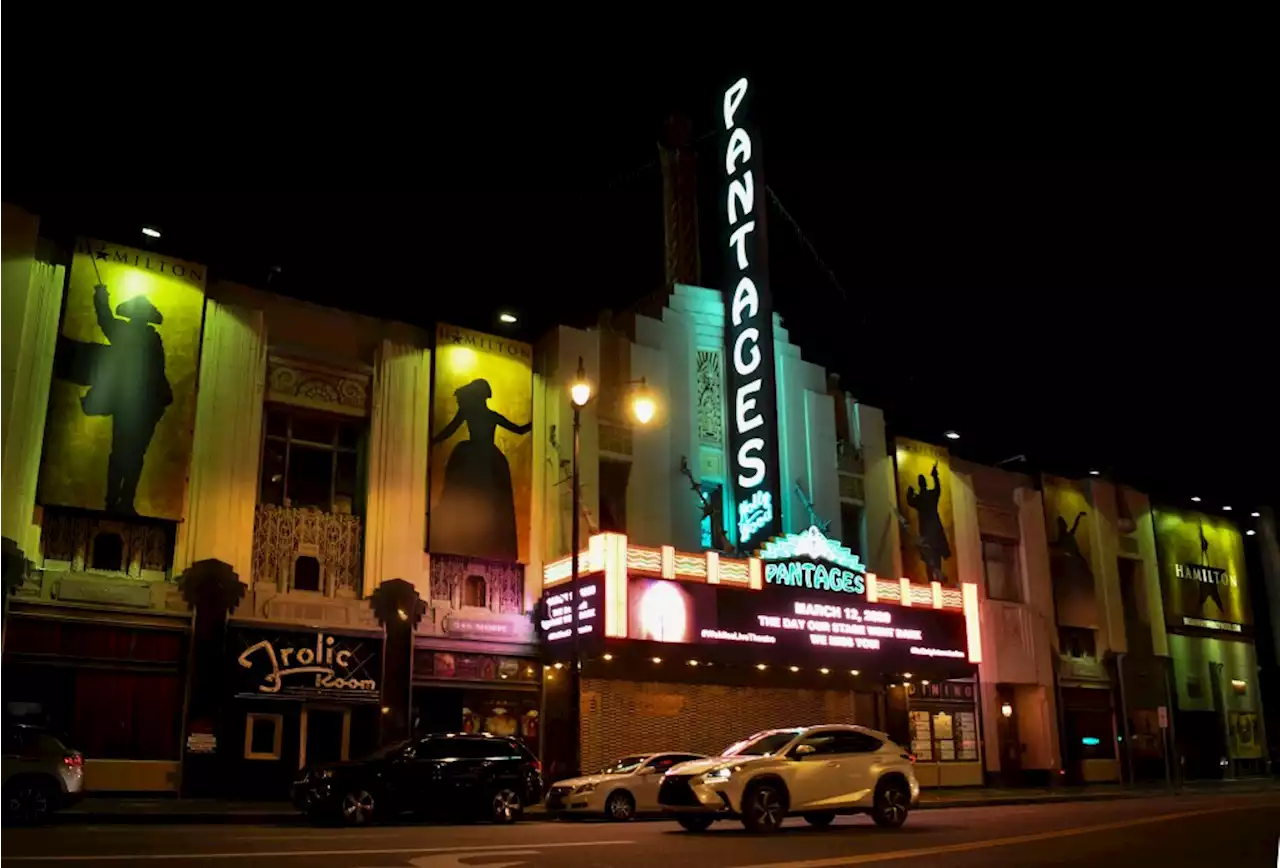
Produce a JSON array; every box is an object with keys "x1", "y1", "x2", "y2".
[
  {"x1": 723, "y1": 730, "x2": 801, "y2": 757},
  {"x1": 644, "y1": 755, "x2": 685, "y2": 773},
  {"x1": 602, "y1": 755, "x2": 648, "y2": 774},
  {"x1": 440, "y1": 738, "x2": 516, "y2": 760},
  {"x1": 798, "y1": 730, "x2": 882, "y2": 756}
]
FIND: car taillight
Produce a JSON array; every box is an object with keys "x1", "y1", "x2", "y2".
[
  {"x1": 64, "y1": 753, "x2": 83, "y2": 768},
  {"x1": 900, "y1": 753, "x2": 915, "y2": 764}
]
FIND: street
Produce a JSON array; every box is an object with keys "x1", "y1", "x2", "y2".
[{"x1": 4, "y1": 792, "x2": 1278, "y2": 868}]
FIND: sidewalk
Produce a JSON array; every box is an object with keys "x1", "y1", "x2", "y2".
[{"x1": 59, "y1": 778, "x2": 1278, "y2": 824}]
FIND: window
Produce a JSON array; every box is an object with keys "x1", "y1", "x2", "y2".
[
  {"x1": 244, "y1": 713, "x2": 283, "y2": 760},
  {"x1": 1059, "y1": 626, "x2": 1097, "y2": 659},
  {"x1": 260, "y1": 408, "x2": 363, "y2": 514},
  {"x1": 645, "y1": 754, "x2": 696, "y2": 773},
  {"x1": 91, "y1": 532, "x2": 124, "y2": 572},
  {"x1": 797, "y1": 730, "x2": 881, "y2": 756},
  {"x1": 599, "y1": 459, "x2": 630, "y2": 533},
  {"x1": 839, "y1": 502, "x2": 864, "y2": 558},
  {"x1": 463, "y1": 575, "x2": 487, "y2": 608},
  {"x1": 293, "y1": 556, "x2": 321, "y2": 592},
  {"x1": 982, "y1": 537, "x2": 1022, "y2": 602}
]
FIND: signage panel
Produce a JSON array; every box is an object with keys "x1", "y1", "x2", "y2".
[
  {"x1": 537, "y1": 577, "x2": 603, "y2": 643},
  {"x1": 232, "y1": 628, "x2": 381, "y2": 703},
  {"x1": 720, "y1": 76, "x2": 782, "y2": 551}
]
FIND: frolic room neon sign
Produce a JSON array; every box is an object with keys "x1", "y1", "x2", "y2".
[{"x1": 722, "y1": 76, "x2": 782, "y2": 551}]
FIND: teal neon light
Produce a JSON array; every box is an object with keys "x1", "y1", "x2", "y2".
[
  {"x1": 1081, "y1": 737, "x2": 1101, "y2": 746},
  {"x1": 757, "y1": 525, "x2": 865, "y2": 573}
]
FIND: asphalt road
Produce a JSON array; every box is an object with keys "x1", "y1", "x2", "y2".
[{"x1": 4, "y1": 792, "x2": 1278, "y2": 868}]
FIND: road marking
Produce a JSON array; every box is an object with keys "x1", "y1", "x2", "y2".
[
  {"x1": 725, "y1": 802, "x2": 1280, "y2": 868},
  {"x1": 3, "y1": 839, "x2": 634, "y2": 862}
]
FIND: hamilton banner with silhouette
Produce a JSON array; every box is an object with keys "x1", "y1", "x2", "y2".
[
  {"x1": 231, "y1": 627, "x2": 383, "y2": 703},
  {"x1": 1041, "y1": 475, "x2": 1100, "y2": 630},
  {"x1": 429, "y1": 323, "x2": 533, "y2": 563},
  {"x1": 894, "y1": 438, "x2": 958, "y2": 587},
  {"x1": 39, "y1": 239, "x2": 206, "y2": 520},
  {"x1": 1154, "y1": 507, "x2": 1251, "y2": 632}
]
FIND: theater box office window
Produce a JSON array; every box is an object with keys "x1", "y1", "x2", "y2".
[
  {"x1": 226, "y1": 625, "x2": 383, "y2": 796},
  {"x1": 537, "y1": 527, "x2": 984, "y2": 782}
]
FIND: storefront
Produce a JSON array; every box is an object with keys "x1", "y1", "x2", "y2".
[
  {"x1": 412, "y1": 648, "x2": 541, "y2": 741},
  {"x1": 224, "y1": 623, "x2": 384, "y2": 798},
  {"x1": 537, "y1": 528, "x2": 983, "y2": 784},
  {"x1": 2, "y1": 604, "x2": 190, "y2": 792},
  {"x1": 899, "y1": 679, "x2": 982, "y2": 786}
]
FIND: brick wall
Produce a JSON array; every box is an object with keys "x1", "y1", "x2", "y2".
[{"x1": 580, "y1": 678, "x2": 856, "y2": 772}]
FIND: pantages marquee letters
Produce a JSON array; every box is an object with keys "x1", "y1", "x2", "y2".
[
  {"x1": 722, "y1": 77, "x2": 782, "y2": 551},
  {"x1": 758, "y1": 526, "x2": 868, "y2": 596}
]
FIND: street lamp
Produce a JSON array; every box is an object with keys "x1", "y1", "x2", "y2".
[{"x1": 567, "y1": 356, "x2": 656, "y2": 775}]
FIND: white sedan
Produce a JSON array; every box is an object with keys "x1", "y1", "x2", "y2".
[{"x1": 546, "y1": 752, "x2": 706, "y2": 821}]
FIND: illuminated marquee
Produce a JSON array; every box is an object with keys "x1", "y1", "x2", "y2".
[
  {"x1": 758, "y1": 526, "x2": 866, "y2": 595},
  {"x1": 722, "y1": 77, "x2": 782, "y2": 551}
]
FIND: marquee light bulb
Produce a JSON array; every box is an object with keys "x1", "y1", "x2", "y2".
[
  {"x1": 819, "y1": 668, "x2": 829, "y2": 675},
  {"x1": 850, "y1": 670, "x2": 860, "y2": 676},
  {"x1": 651, "y1": 657, "x2": 662, "y2": 664},
  {"x1": 756, "y1": 663, "x2": 767, "y2": 671},
  {"x1": 602, "y1": 654, "x2": 613, "y2": 661},
  {"x1": 789, "y1": 666, "x2": 799, "y2": 673}
]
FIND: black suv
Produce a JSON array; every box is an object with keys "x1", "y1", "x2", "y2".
[{"x1": 293, "y1": 733, "x2": 543, "y2": 826}]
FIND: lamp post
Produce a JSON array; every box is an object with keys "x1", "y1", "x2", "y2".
[{"x1": 566, "y1": 357, "x2": 657, "y2": 775}]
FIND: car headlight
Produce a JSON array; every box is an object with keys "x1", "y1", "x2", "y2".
[
  {"x1": 572, "y1": 783, "x2": 597, "y2": 795},
  {"x1": 701, "y1": 767, "x2": 733, "y2": 782}
]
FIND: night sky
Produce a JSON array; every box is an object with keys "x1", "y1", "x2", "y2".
[{"x1": 8, "y1": 66, "x2": 1274, "y2": 515}]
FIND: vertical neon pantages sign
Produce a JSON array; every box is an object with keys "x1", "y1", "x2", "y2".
[{"x1": 722, "y1": 77, "x2": 782, "y2": 552}]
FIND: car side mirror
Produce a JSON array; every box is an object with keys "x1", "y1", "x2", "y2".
[{"x1": 791, "y1": 744, "x2": 816, "y2": 759}]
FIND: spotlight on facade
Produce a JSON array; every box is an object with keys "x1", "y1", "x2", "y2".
[
  {"x1": 553, "y1": 662, "x2": 563, "y2": 670},
  {"x1": 1191, "y1": 496, "x2": 1202, "y2": 502},
  {"x1": 1247, "y1": 529, "x2": 1256, "y2": 536},
  {"x1": 498, "y1": 312, "x2": 518, "y2": 324},
  {"x1": 1251, "y1": 511, "x2": 1261, "y2": 518},
  {"x1": 1089, "y1": 469, "x2": 1100, "y2": 476},
  {"x1": 903, "y1": 672, "x2": 912, "y2": 679},
  {"x1": 1223, "y1": 505, "x2": 1233, "y2": 512},
  {"x1": 570, "y1": 358, "x2": 592, "y2": 408},
  {"x1": 142, "y1": 225, "x2": 161, "y2": 238},
  {"x1": 944, "y1": 430, "x2": 960, "y2": 440}
]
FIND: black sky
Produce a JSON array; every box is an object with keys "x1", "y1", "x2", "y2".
[{"x1": 7, "y1": 63, "x2": 1275, "y2": 515}]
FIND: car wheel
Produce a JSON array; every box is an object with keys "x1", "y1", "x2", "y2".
[
  {"x1": 741, "y1": 782, "x2": 787, "y2": 834},
  {"x1": 340, "y1": 789, "x2": 376, "y2": 826},
  {"x1": 490, "y1": 788, "x2": 522, "y2": 824},
  {"x1": 5, "y1": 778, "x2": 54, "y2": 826},
  {"x1": 676, "y1": 815, "x2": 715, "y2": 832},
  {"x1": 804, "y1": 811, "x2": 836, "y2": 827},
  {"x1": 871, "y1": 779, "x2": 910, "y2": 829},
  {"x1": 605, "y1": 790, "x2": 636, "y2": 822}
]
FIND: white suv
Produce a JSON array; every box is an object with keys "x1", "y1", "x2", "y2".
[{"x1": 658, "y1": 725, "x2": 919, "y2": 833}]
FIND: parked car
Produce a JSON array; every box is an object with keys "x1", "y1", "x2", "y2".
[
  {"x1": 293, "y1": 732, "x2": 542, "y2": 826},
  {"x1": 546, "y1": 752, "x2": 706, "y2": 821},
  {"x1": 658, "y1": 724, "x2": 918, "y2": 833},
  {"x1": 2, "y1": 724, "x2": 85, "y2": 825}
]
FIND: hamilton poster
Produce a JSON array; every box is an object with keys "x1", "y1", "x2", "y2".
[
  {"x1": 428, "y1": 324, "x2": 533, "y2": 563},
  {"x1": 894, "y1": 438, "x2": 957, "y2": 586},
  {"x1": 1154, "y1": 507, "x2": 1251, "y2": 629},
  {"x1": 1041, "y1": 475, "x2": 1099, "y2": 629},
  {"x1": 38, "y1": 239, "x2": 206, "y2": 520}
]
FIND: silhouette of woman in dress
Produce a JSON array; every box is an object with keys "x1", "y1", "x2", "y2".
[
  {"x1": 906, "y1": 462, "x2": 951, "y2": 583},
  {"x1": 59, "y1": 284, "x2": 173, "y2": 515},
  {"x1": 1050, "y1": 511, "x2": 1094, "y2": 596},
  {"x1": 431, "y1": 379, "x2": 531, "y2": 560}
]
